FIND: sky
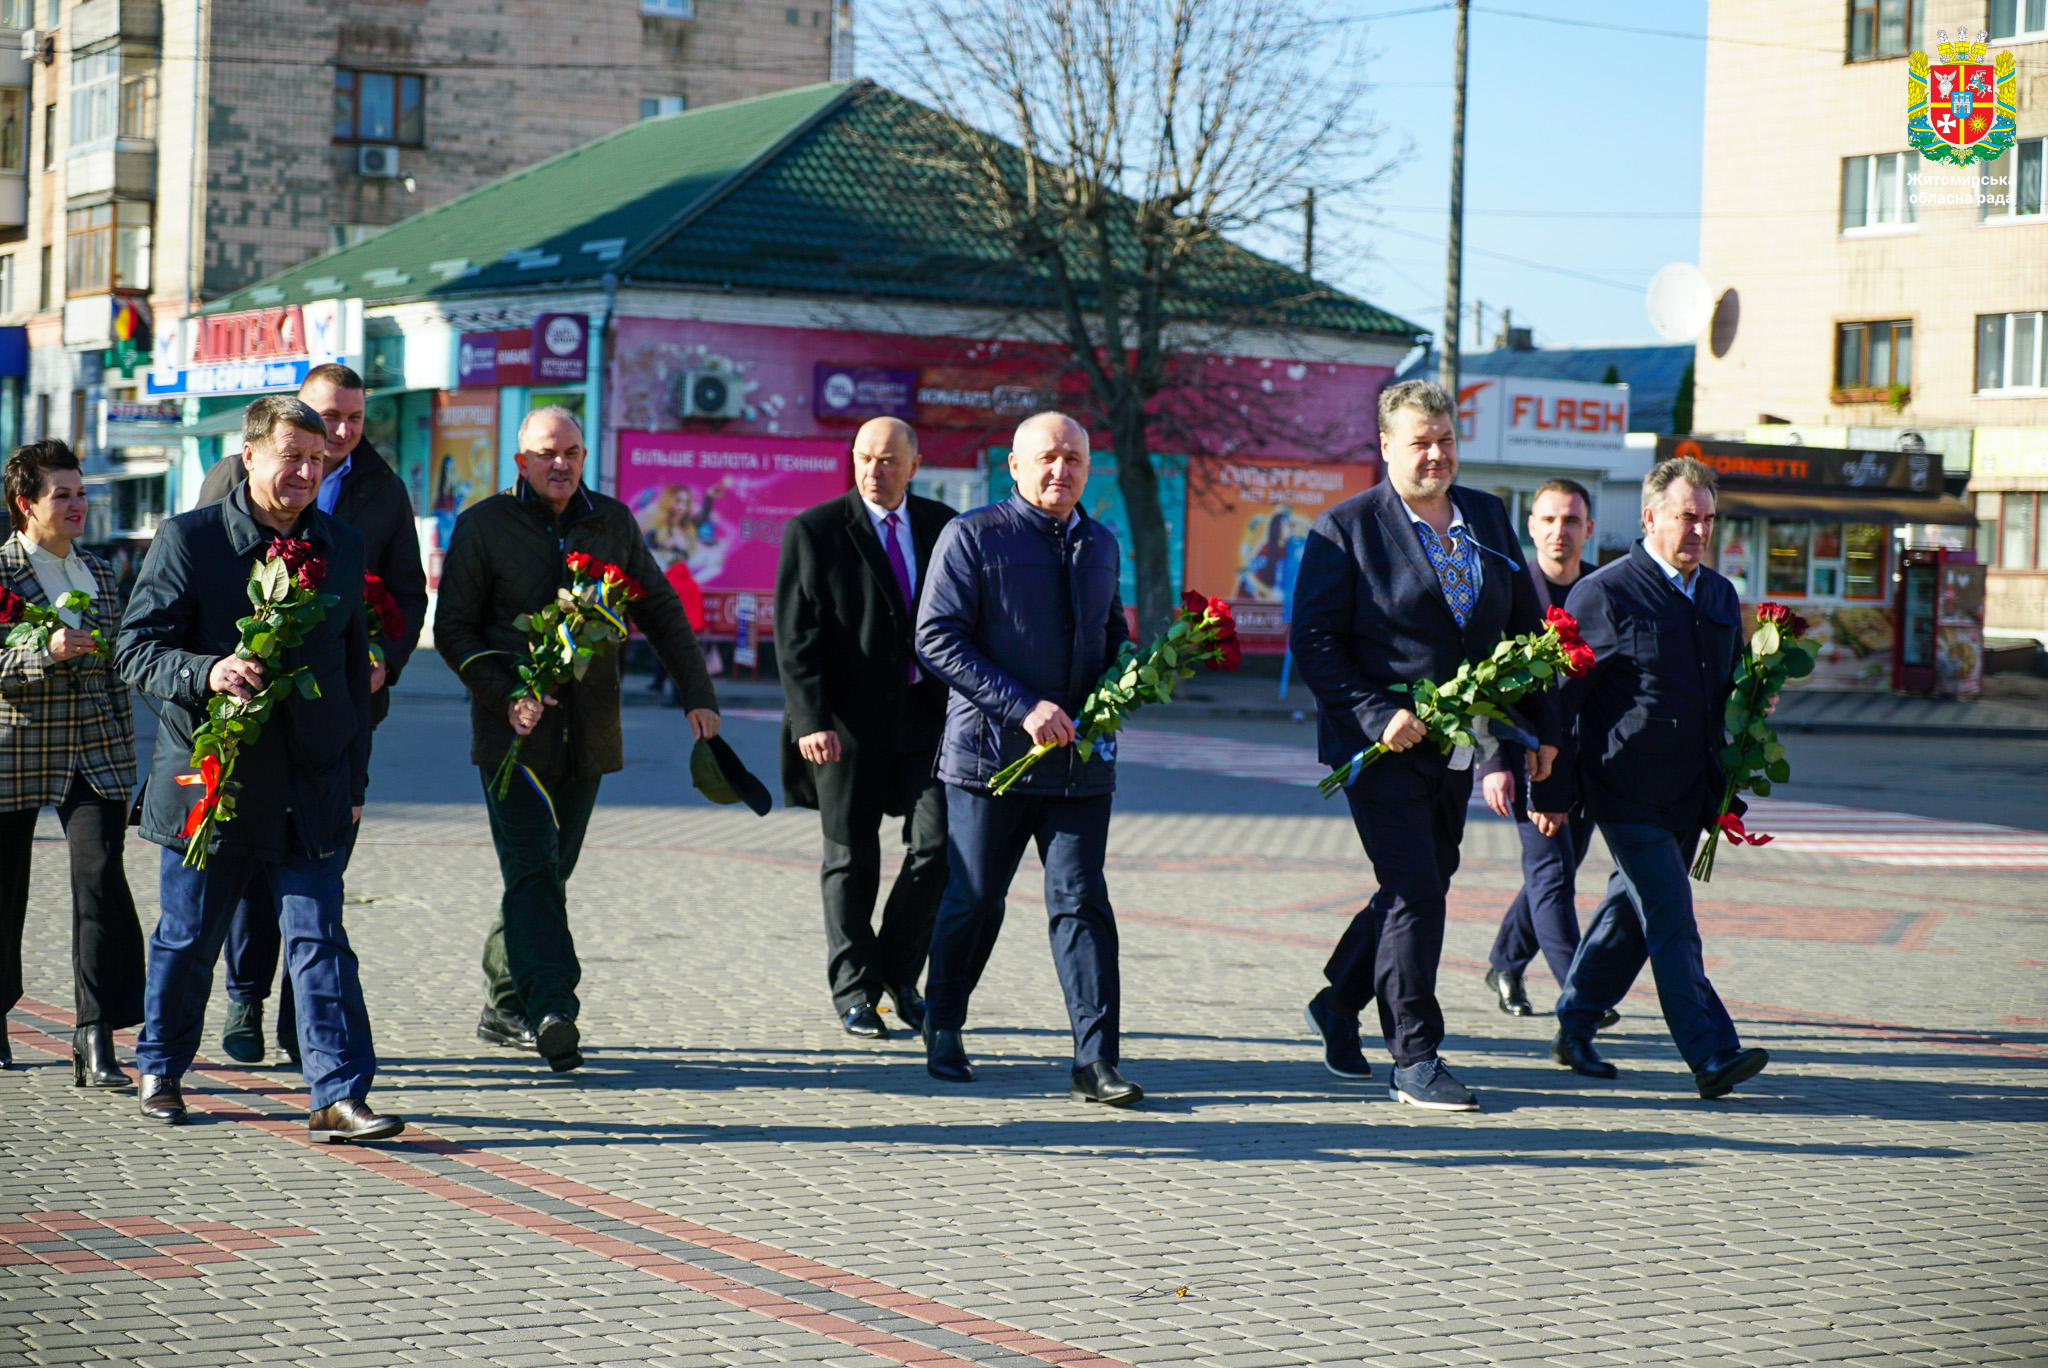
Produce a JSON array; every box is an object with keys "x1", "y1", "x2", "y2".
[{"x1": 855, "y1": 0, "x2": 1710, "y2": 354}]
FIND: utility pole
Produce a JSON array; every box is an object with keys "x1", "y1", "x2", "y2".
[
  {"x1": 1439, "y1": 0, "x2": 1469, "y2": 400},
  {"x1": 1303, "y1": 188, "x2": 1316, "y2": 277}
]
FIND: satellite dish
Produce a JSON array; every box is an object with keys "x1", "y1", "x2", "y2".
[{"x1": 1645, "y1": 263, "x2": 1713, "y2": 343}]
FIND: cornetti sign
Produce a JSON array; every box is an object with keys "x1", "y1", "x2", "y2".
[{"x1": 1660, "y1": 436, "x2": 1936, "y2": 494}]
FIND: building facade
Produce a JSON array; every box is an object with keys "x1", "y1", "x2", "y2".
[
  {"x1": 0, "y1": 0, "x2": 849, "y2": 543},
  {"x1": 1697, "y1": 0, "x2": 2048, "y2": 648}
]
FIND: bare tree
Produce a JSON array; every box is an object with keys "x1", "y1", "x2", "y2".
[{"x1": 867, "y1": 0, "x2": 1397, "y2": 631}]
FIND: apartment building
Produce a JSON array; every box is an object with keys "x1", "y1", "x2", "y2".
[
  {"x1": 0, "y1": 0, "x2": 851, "y2": 539},
  {"x1": 1697, "y1": 0, "x2": 2048, "y2": 651}
]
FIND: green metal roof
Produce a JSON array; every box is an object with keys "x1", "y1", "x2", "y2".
[{"x1": 206, "y1": 81, "x2": 1423, "y2": 342}]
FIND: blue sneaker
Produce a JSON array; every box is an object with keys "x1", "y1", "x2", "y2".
[
  {"x1": 1303, "y1": 990, "x2": 1372, "y2": 1081},
  {"x1": 1389, "y1": 1058, "x2": 1479, "y2": 1111}
]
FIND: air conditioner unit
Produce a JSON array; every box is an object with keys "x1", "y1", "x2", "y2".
[
  {"x1": 357, "y1": 145, "x2": 401, "y2": 178},
  {"x1": 678, "y1": 369, "x2": 745, "y2": 419}
]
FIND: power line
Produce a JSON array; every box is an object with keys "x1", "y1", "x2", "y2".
[
  {"x1": 1472, "y1": 6, "x2": 1843, "y2": 53},
  {"x1": 1368, "y1": 220, "x2": 1649, "y2": 293}
]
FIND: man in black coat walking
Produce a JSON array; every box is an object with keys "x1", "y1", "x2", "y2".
[
  {"x1": 776, "y1": 417, "x2": 956, "y2": 1040},
  {"x1": 117, "y1": 396, "x2": 400, "y2": 1142},
  {"x1": 197, "y1": 364, "x2": 428, "y2": 1068},
  {"x1": 1530, "y1": 456, "x2": 1770, "y2": 1099},
  {"x1": 1290, "y1": 380, "x2": 1557, "y2": 1113}
]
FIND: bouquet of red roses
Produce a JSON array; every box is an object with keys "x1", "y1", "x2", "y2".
[
  {"x1": 0, "y1": 586, "x2": 103, "y2": 656},
  {"x1": 180, "y1": 538, "x2": 336, "y2": 868},
  {"x1": 1690, "y1": 601, "x2": 1819, "y2": 882},
  {"x1": 1317, "y1": 605, "x2": 1594, "y2": 797},
  {"x1": 363, "y1": 572, "x2": 407, "y2": 670},
  {"x1": 488, "y1": 552, "x2": 645, "y2": 800},
  {"x1": 985, "y1": 590, "x2": 1240, "y2": 796}
]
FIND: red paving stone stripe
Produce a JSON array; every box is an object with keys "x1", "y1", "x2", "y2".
[{"x1": 5, "y1": 1003, "x2": 1138, "y2": 1368}]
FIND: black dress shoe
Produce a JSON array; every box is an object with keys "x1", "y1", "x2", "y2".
[
  {"x1": 139, "y1": 1075, "x2": 187, "y2": 1125},
  {"x1": 1598, "y1": 1009, "x2": 1622, "y2": 1030},
  {"x1": 476, "y1": 1006, "x2": 537, "y2": 1050},
  {"x1": 1550, "y1": 1031, "x2": 1618, "y2": 1079},
  {"x1": 923, "y1": 1022, "x2": 972, "y2": 1082},
  {"x1": 886, "y1": 983, "x2": 926, "y2": 1033},
  {"x1": 841, "y1": 1004, "x2": 890, "y2": 1040},
  {"x1": 1, "y1": 1036, "x2": 14, "y2": 1068},
  {"x1": 308, "y1": 1097, "x2": 405, "y2": 1143},
  {"x1": 1303, "y1": 989, "x2": 1372, "y2": 1081},
  {"x1": 1695, "y1": 1046, "x2": 1768, "y2": 1099},
  {"x1": 73, "y1": 1024, "x2": 130, "y2": 1089},
  {"x1": 220, "y1": 1001, "x2": 265, "y2": 1064},
  {"x1": 1071, "y1": 1060, "x2": 1143, "y2": 1107},
  {"x1": 535, "y1": 1013, "x2": 582, "y2": 1072},
  {"x1": 1485, "y1": 967, "x2": 1534, "y2": 1016}
]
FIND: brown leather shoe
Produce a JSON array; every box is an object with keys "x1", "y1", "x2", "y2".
[
  {"x1": 138, "y1": 1074, "x2": 187, "y2": 1125},
  {"x1": 308, "y1": 1097, "x2": 405, "y2": 1144}
]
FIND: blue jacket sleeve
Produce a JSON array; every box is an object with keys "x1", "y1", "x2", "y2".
[
  {"x1": 1288, "y1": 522, "x2": 1412, "y2": 747},
  {"x1": 914, "y1": 519, "x2": 1037, "y2": 730},
  {"x1": 1528, "y1": 574, "x2": 1618, "y2": 813},
  {"x1": 114, "y1": 519, "x2": 220, "y2": 713}
]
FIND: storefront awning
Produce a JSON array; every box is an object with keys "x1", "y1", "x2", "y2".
[{"x1": 1716, "y1": 488, "x2": 1975, "y2": 526}]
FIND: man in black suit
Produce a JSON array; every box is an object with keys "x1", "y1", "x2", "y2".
[
  {"x1": 1529, "y1": 456, "x2": 1769, "y2": 1099},
  {"x1": 776, "y1": 417, "x2": 956, "y2": 1039},
  {"x1": 1290, "y1": 379, "x2": 1556, "y2": 1112}
]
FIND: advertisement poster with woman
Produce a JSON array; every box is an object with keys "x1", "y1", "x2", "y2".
[
  {"x1": 429, "y1": 390, "x2": 500, "y2": 550},
  {"x1": 615, "y1": 431, "x2": 848, "y2": 636},
  {"x1": 1183, "y1": 457, "x2": 1379, "y2": 650}
]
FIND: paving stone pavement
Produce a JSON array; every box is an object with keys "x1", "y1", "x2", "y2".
[{"x1": 4, "y1": 705, "x2": 2045, "y2": 1368}]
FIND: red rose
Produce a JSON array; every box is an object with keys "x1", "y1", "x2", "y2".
[
  {"x1": 1180, "y1": 589, "x2": 1207, "y2": 618},
  {"x1": 363, "y1": 575, "x2": 407, "y2": 641},
  {"x1": 565, "y1": 552, "x2": 596, "y2": 577},
  {"x1": 294, "y1": 557, "x2": 328, "y2": 592},
  {"x1": 600, "y1": 564, "x2": 644, "y2": 600},
  {"x1": 268, "y1": 538, "x2": 315, "y2": 573},
  {"x1": 0, "y1": 586, "x2": 22, "y2": 625}
]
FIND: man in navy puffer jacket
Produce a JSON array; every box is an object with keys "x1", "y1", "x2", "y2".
[{"x1": 914, "y1": 412, "x2": 1141, "y2": 1106}]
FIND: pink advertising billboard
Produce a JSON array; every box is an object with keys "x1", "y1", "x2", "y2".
[{"x1": 616, "y1": 431, "x2": 848, "y2": 637}]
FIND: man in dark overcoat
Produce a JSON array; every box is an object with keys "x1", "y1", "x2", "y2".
[{"x1": 776, "y1": 416, "x2": 956, "y2": 1039}]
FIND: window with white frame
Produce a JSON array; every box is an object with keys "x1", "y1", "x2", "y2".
[
  {"x1": 0, "y1": 255, "x2": 13, "y2": 318},
  {"x1": 642, "y1": 0, "x2": 694, "y2": 14},
  {"x1": 1990, "y1": 0, "x2": 2047, "y2": 41},
  {"x1": 0, "y1": 1, "x2": 28, "y2": 28},
  {"x1": 69, "y1": 44, "x2": 157, "y2": 147},
  {"x1": 1842, "y1": 152, "x2": 1917, "y2": 230},
  {"x1": 1978, "y1": 311, "x2": 2048, "y2": 392},
  {"x1": 1981, "y1": 138, "x2": 2044, "y2": 221},
  {"x1": 639, "y1": 94, "x2": 687, "y2": 120}
]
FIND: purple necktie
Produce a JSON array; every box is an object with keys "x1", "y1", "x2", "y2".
[{"x1": 883, "y1": 512, "x2": 917, "y2": 683}]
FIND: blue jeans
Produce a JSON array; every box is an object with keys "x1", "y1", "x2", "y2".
[
  {"x1": 1555, "y1": 821, "x2": 1741, "y2": 1071},
  {"x1": 1489, "y1": 801, "x2": 1596, "y2": 988},
  {"x1": 224, "y1": 820, "x2": 360, "y2": 1043},
  {"x1": 924, "y1": 787, "x2": 1120, "y2": 1067},
  {"x1": 139, "y1": 847, "x2": 376, "y2": 1108}
]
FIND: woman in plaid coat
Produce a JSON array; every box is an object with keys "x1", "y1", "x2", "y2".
[{"x1": 0, "y1": 441, "x2": 146, "y2": 1085}]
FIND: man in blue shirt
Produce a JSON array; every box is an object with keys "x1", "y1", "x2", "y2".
[{"x1": 1530, "y1": 456, "x2": 1770, "y2": 1099}]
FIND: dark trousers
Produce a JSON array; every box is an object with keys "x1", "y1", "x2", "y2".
[
  {"x1": 1489, "y1": 794, "x2": 1596, "y2": 988},
  {"x1": 1555, "y1": 821, "x2": 1741, "y2": 1071},
  {"x1": 924, "y1": 786, "x2": 1120, "y2": 1067},
  {"x1": 138, "y1": 846, "x2": 375, "y2": 1109},
  {"x1": 480, "y1": 767, "x2": 602, "y2": 1024},
  {"x1": 821, "y1": 757, "x2": 946, "y2": 1013},
  {"x1": 222, "y1": 820, "x2": 360, "y2": 1049},
  {"x1": 0, "y1": 772, "x2": 146, "y2": 1028},
  {"x1": 1322, "y1": 754, "x2": 1473, "y2": 1068}
]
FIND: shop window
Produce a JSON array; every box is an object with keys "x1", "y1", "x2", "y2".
[
  {"x1": 1848, "y1": 0, "x2": 1916, "y2": 60},
  {"x1": 643, "y1": 0, "x2": 695, "y2": 14},
  {"x1": 1976, "y1": 311, "x2": 2048, "y2": 391},
  {"x1": 0, "y1": 89, "x2": 24, "y2": 173},
  {"x1": 1716, "y1": 516, "x2": 1755, "y2": 597},
  {"x1": 1809, "y1": 523, "x2": 1844, "y2": 597},
  {"x1": 1766, "y1": 520, "x2": 1811, "y2": 597},
  {"x1": 1841, "y1": 152, "x2": 1917, "y2": 230},
  {"x1": 110, "y1": 474, "x2": 167, "y2": 535},
  {"x1": 639, "y1": 94, "x2": 687, "y2": 120},
  {"x1": 333, "y1": 69, "x2": 424, "y2": 147},
  {"x1": 1834, "y1": 320, "x2": 1911, "y2": 399},
  {"x1": 1843, "y1": 522, "x2": 1886, "y2": 598},
  {"x1": 69, "y1": 44, "x2": 157, "y2": 147},
  {"x1": 65, "y1": 202, "x2": 151, "y2": 297},
  {"x1": 1981, "y1": 138, "x2": 2045, "y2": 220},
  {"x1": 2003, "y1": 492, "x2": 2038, "y2": 569},
  {"x1": 1991, "y1": 0, "x2": 2048, "y2": 40}
]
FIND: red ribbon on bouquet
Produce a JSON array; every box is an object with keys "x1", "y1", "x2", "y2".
[
  {"x1": 176, "y1": 754, "x2": 223, "y2": 837},
  {"x1": 1717, "y1": 812, "x2": 1774, "y2": 847}
]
